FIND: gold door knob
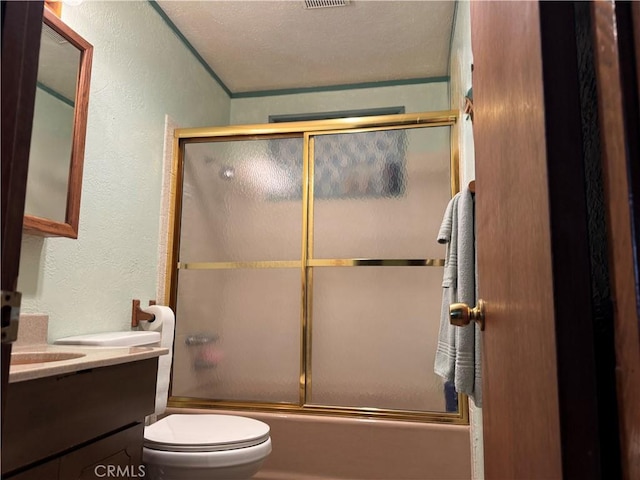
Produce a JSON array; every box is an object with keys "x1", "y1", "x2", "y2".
[{"x1": 449, "y1": 299, "x2": 486, "y2": 331}]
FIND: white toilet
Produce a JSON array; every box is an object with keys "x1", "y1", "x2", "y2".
[
  {"x1": 143, "y1": 413, "x2": 272, "y2": 480},
  {"x1": 55, "y1": 331, "x2": 272, "y2": 479}
]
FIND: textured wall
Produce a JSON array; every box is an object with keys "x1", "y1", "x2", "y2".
[
  {"x1": 449, "y1": 2, "x2": 484, "y2": 479},
  {"x1": 18, "y1": 1, "x2": 230, "y2": 341},
  {"x1": 450, "y1": 2, "x2": 475, "y2": 187},
  {"x1": 230, "y1": 82, "x2": 449, "y2": 125}
]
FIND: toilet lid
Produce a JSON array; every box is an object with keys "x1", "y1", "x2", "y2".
[{"x1": 144, "y1": 414, "x2": 270, "y2": 453}]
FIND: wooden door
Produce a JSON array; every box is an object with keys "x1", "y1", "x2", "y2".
[
  {"x1": 471, "y1": 1, "x2": 625, "y2": 478},
  {"x1": 471, "y1": 1, "x2": 562, "y2": 477},
  {"x1": 1, "y1": 0, "x2": 44, "y2": 429},
  {"x1": 591, "y1": 2, "x2": 640, "y2": 479}
]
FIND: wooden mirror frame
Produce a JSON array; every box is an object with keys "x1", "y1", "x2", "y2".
[{"x1": 23, "y1": 8, "x2": 93, "y2": 238}]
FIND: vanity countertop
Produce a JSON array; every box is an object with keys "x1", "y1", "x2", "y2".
[{"x1": 9, "y1": 344, "x2": 168, "y2": 383}]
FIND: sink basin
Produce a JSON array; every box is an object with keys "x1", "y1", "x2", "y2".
[{"x1": 11, "y1": 352, "x2": 86, "y2": 365}]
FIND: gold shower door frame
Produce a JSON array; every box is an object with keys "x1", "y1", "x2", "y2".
[{"x1": 166, "y1": 111, "x2": 468, "y2": 424}]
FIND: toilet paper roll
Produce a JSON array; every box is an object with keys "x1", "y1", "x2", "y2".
[{"x1": 140, "y1": 305, "x2": 175, "y2": 416}]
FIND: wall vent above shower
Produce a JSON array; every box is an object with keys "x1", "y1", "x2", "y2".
[{"x1": 303, "y1": 0, "x2": 350, "y2": 10}]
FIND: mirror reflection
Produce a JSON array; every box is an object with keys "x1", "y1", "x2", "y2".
[
  {"x1": 23, "y1": 8, "x2": 92, "y2": 238},
  {"x1": 26, "y1": 21, "x2": 80, "y2": 223}
]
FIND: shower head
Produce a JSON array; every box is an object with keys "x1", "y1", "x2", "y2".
[{"x1": 219, "y1": 166, "x2": 235, "y2": 181}]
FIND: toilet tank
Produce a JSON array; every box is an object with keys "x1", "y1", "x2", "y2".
[{"x1": 54, "y1": 331, "x2": 161, "y2": 347}]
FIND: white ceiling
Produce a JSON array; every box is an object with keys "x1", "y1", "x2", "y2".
[{"x1": 155, "y1": 0, "x2": 456, "y2": 95}]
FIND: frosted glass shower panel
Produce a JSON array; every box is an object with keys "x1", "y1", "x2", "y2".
[
  {"x1": 312, "y1": 127, "x2": 451, "y2": 259},
  {"x1": 172, "y1": 268, "x2": 301, "y2": 403},
  {"x1": 180, "y1": 138, "x2": 303, "y2": 262},
  {"x1": 309, "y1": 266, "x2": 447, "y2": 412}
]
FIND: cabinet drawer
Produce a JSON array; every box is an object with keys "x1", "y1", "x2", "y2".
[
  {"x1": 2, "y1": 358, "x2": 157, "y2": 475},
  {"x1": 5, "y1": 458, "x2": 60, "y2": 480},
  {"x1": 5, "y1": 423, "x2": 145, "y2": 480},
  {"x1": 59, "y1": 423, "x2": 145, "y2": 480}
]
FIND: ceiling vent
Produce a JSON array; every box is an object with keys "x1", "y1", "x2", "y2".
[{"x1": 304, "y1": 0, "x2": 350, "y2": 9}]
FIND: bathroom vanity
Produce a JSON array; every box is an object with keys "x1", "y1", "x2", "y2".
[{"x1": 2, "y1": 345, "x2": 166, "y2": 479}]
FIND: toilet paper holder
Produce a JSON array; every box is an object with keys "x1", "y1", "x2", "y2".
[{"x1": 131, "y1": 299, "x2": 156, "y2": 327}]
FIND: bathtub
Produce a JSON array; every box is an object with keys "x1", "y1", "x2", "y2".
[{"x1": 166, "y1": 407, "x2": 471, "y2": 480}]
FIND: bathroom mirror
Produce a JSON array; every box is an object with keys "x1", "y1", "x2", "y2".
[{"x1": 23, "y1": 8, "x2": 93, "y2": 238}]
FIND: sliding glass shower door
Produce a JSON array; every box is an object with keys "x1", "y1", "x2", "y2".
[
  {"x1": 305, "y1": 127, "x2": 451, "y2": 413},
  {"x1": 169, "y1": 112, "x2": 464, "y2": 423},
  {"x1": 173, "y1": 136, "x2": 304, "y2": 405}
]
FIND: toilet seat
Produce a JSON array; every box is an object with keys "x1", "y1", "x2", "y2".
[{"x1": 144, "y1": 414, "x2": 270, "y2": 453}]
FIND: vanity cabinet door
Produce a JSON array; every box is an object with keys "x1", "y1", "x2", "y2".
[
  {"x1": 5, "y1": 459, "x2": 60, "y2": 480},
  {"x1": 58, "y1": 423, "x2": 145, "y2": 480}
]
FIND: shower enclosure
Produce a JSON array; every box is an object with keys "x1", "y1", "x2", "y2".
[{"x1": 166, "y1": 111, "x2": 464, "y2": 424}]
